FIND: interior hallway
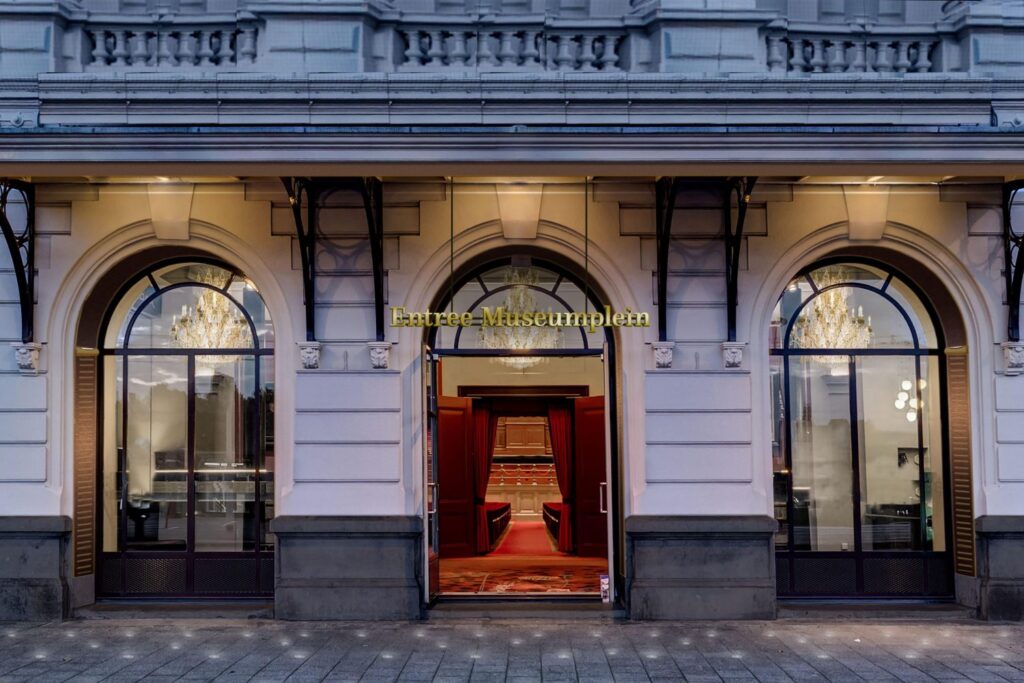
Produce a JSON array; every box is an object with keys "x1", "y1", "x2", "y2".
[{"x1": 439, "y1": 521, "x2": 607, "y2": 594}]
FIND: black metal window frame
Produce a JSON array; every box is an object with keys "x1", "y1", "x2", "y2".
[
  {"x1": 770, "y1": 258, "x2": 954, "y2": 598},
  {"x1": 97, "y1": 260, "x2": 274, "y2": 599}
]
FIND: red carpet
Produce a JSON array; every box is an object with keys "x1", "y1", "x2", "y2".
[{"x1": 490, "y1": 521, "x2": 560, "y2": 556}]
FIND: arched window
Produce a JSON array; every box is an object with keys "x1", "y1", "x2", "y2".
[
  {"x1": 98, "y1": 261, "x2": 274, "y2": 598},
  {"x1": 431, "y1": 259, "x2": 608, "y2": 352},
  {"x1": 769, "y1": 261, "x2": 951, "y2": 598}
]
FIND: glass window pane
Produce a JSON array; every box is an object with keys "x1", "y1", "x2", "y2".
[
  {"x1": 128, "y1": 286, "x2": 254, "y2": 350},
  {"x1": 922, "y1": 356, "x2": 945, "y2": 552},
  {"x1": 770, "y1": 356, "x2": 789, "y2": 549},
  {"x1": 102, "y1": 356, "x2": 123, "y2": 552},
  {"x1": 152, "y1": 263, "x2": 233, "y2": 290},
  {"x1": 789, "y1": 356, "x2": 855, "y2": 552},
  {"x1": 856, "y1": 355, "x2": 933, "y2": 551},
  {"x1": 125, "y1": 356, "x2": 188, "y2": 551},
  {"x1": 260, "y1": 355, "x2": 275, "y2": 551},
  {"x1": 105, "y1": 278, "x2": 155, "y2": 349},
  {"x1": 791, "y1": 286, "x2": 915, "y2": 351},
  {"x1": 194, "y1": 356, "x2": 258, "y2": 552}
]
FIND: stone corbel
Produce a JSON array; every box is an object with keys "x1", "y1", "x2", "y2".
[
  {"x1": 297, "y1": 341, "x2": 321, "y2": 370},
  {"x1": 368, "y1": 341, "x2": 393, "y2": 369},
  {"x1": 12, "y1": 341, "x2": 42, "y2": 375},
  {"x1": 1003, "y1": 341, "x2": 1024, "y2": 376},
  {"x1": 650, "y1": 341, "x2": 675, "y2": 369},
  {"x1": 721, "y1": 341, "x2": 745, "y2": 369}
]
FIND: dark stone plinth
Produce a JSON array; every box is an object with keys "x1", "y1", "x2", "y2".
[
  {"x1": 977, "y1": 515, "x2": 1024, "y2": 621},
  {"x1": 625, "y1": 515, "x2": 777, "y2": 620},
  {"x1": 0, "y1": 516, "x2": 71, "y2": 621},
  {"x1": 270, "y1": 515, "x2": 422, "y2": 620}
]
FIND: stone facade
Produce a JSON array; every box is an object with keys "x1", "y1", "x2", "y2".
[{"x1": 1, "y1": 0, "x2": 1024, "y2": 623}]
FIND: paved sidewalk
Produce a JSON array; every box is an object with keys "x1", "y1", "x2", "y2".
[{"x1": 0, "y1": 617, "x2": 1021, "y2": 682}]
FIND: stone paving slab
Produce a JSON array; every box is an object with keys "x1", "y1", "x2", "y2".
[{"x1": 0, "y1": 617, "x2": 1019, "y2": 682}]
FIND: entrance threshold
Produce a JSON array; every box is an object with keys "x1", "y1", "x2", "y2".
[
  {"x1": 76, "y1": 600, "x2": 273, "y2": 620},
  {"x1": 778, "y1": 599, "x2": 975, "y2": 621},
  {"x1": 428, "y1": 599, "x2": 625, "y2": 620}
]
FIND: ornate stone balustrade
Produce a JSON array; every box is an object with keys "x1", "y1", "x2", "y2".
[
  {"x1": 767, "y1": 27, "x2": 939, "y2": 74},
  {"x1": 398, "y1": 20, "x2": 625, "y2": 72},
  {"x1": 85, "y1": 15, "x2": 259, "y2": 70}
]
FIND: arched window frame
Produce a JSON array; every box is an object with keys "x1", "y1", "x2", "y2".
[
  {"x1": 96, "y1": 258, "x2": 276, "y2": 598},
  {"x1": 429, "y1": 256, "x2": 611, "y2": 354}
]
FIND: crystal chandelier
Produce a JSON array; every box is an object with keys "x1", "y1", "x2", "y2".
[
  {"x1": 478, "y1": 268, "x2": 562, "y2": 369},
  {"x1": 790, "y1": 267, "x2": 872, "y2": 368},
  {"x1": 170, "y1": 286, "x2": 252, "y2": 360}
]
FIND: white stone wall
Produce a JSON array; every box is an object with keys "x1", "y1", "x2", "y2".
[{"x1": 0, "y1": 176, "x2": 1018, "y2": 529}]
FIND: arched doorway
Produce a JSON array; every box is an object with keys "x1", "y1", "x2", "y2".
[
  {"x1": 93, "y1": 259, "x2": 275, "y2": 598},
  {"x1": 421, "y1": 254, "x2": 622, "y2": 604},
  {"x1": 769, "y1": 259, "x2": 956, "y2": 597}
]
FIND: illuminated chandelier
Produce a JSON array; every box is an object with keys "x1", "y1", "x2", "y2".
[
  {"x1": 479, "y1": 268, "x2": 562, "y2": 369},
  {"x1": 170, "y1": 282, "x2": 251, "y2": 361},
  {"x1": 790, "y1": 267, "x2": 872, "y2": 368}
]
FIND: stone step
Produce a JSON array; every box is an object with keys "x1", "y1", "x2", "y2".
[
  {"x1": 427, "y1": 600, "x2": 625, "y2": 621},
  {"x1": 74, "y1": 601, "x2": 274, "y2": 620},
  {"x1": 778, "y1": 600, "x2": 977, "y2": 621}
]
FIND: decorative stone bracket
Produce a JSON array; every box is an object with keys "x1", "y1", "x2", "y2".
[
  {"x1": 12, "y1": 341, "x2": 42, "y2": 375},
  {"x1": 650, "y1": 341, "x2": 675, "y2": 369},
  {"x1": 368, "y1": 341, "x2": 393, "y2": 369},
  {"x1": 721, "y1": 341, "x2": 745, "y2": 369},
  {"x1": 297, "y1": 341, "x2": 321, "y2": 370},
  {"x1": 1003, "y1": 341, "x2": 1024, "y2": 376}
]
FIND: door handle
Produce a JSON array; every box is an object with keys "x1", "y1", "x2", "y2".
[
  {"x1": 599, "y1": 482, "x2": 608, "y2": 514},
  {"x1": 427, "y1": 482, "x2": 439, "y2": 515}
]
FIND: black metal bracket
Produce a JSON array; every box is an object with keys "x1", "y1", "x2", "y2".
[
  {"x1": 359, "y1": 177, "x2": 386, "y2": 342},
  {"x1": 0, "y1": 179, "x2": 35, "y2": 343},
  {"x1": 724, "y1": 176, "x2": 757, "y2": 343},
  {"x1": 1004, "y1": 180, "x2": 1024, "y2": 342},
  {"x1": 655, "y1": 177, "x2": 682, "y2": 343},
  {"x1": 282, "y1": 177, "x2": 317, "y2": 343},
  {"x1": 281, "y1": 177, "x2": 387, "y2": 344}
]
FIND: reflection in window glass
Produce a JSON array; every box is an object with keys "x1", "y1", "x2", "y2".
[
  {"x1": 124, "y1": 355, "x2": 188, "y2": 551},
  {"x1": 194, "y1": 356, "x2": 257, "y2": 552},
  {"x1": 788, "y1": 355, "x2": 856, "y2": 551}
]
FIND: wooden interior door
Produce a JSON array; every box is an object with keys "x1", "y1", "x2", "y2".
[
  {"x1": 574, "y1": 395, "x2": 609, "y2": 558},
  {"x1": 437, "y1": 395, "x2": 476, "y2": 558}
]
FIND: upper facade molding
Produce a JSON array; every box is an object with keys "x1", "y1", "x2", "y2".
[{"x1": 0, "y1": 0, "x2": 1022, "y2": 78}]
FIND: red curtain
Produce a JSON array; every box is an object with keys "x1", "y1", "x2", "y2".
[
  {"x1": 473, "y1": 402, "x2": 499, "y2": 553},
  {"x1": 547, "y1": 402, "x2": 574, "y2": 552}
]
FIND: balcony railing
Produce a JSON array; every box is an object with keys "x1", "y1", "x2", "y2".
[
  {"x1": 766, "y1": 27, "x2": 939, "y2": 74},
  {"x1": 397, "y1": 20, "x2": 626, "y2": 72},
  {"x1": 85, "y1": 15, "x2": 259, "y2": 70}
]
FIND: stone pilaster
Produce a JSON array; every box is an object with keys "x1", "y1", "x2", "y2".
[
  {"x1": 0, "y1": 517, "x2": 71, "y2": 621},
  {"x1": 977, "y1": 516, "x2": 1024, "y2": 621},
  {"x1": 626, "y1": 515, "x2": 777, "y2": 620},
  {"x1": 271, "y1": 516, "x2": 422, "y2": 620}
]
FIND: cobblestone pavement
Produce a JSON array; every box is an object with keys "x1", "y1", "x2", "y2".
[{"x1": 0, "y1": 617, "x2": 1022, "y2": 682}]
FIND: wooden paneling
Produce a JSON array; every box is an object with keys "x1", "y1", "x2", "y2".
[
  {"x1": 73, "y1": 350, "x2": 98, "y2": 578},
  {"x1": 946, "y1": 348, "x2": 976, "y2": 577},
  {"x1": 494, "y1": 416, "x2": 551, "y2": 456}
]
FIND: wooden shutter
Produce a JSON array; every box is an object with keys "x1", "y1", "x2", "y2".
[
  {"x1": 73, "y1": 349, "x2": 99, "y2": 577},
  {"x1": 946, "y1": 347, "x2": 976, "y2": 576}
]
